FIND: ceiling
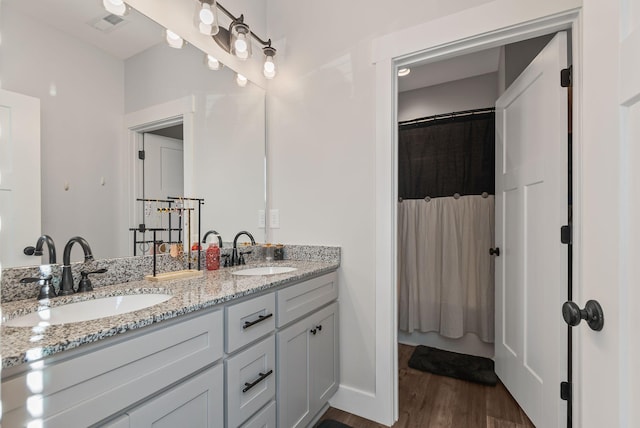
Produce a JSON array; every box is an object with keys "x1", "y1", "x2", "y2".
[
  {"x1": 397, "y1": 47, "x2": 502, "y2": 93},
  {"x1": 7, "y1": 0, "x2": 162, "y2": 59}
]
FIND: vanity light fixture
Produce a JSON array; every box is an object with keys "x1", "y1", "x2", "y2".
[
  {"x1": 236, "y1": 73, "x2": 248, "y2": 87},
  {"x1": 206, "y1": 54, "x2": 222, "y2": 71},
  {"x1": 103, "y1": 0, "x2": 127, "y2": 16},
  {"x1": 398, "y1": 68, "x2": 411, "y2": 77},
  {"x1": 198, "y1": 0, "x2": 277, "y2": 78},
  {"x1": 166, "y1": 29, "x2": 184, "y2": 49},
  {"x1": 194, "y1": 0, "x2": 219, "y2": 36}
]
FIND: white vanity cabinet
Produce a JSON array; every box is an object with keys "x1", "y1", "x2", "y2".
[
  {"x1": 1, "y1": 309, "x2": 224, "y2": 428},
  {"x1": 1, "y1": 269, "x2": 339, "y2": 428},
  {"x1": 276, "y1": 272, "x2": 339, "y2": 428}
]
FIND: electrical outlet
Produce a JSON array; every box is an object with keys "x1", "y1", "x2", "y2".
[
  {"x1": 269, "y1": 209, "x2": 280, "y2": 229},
  {"x1": 258, "y1": 210, "x2": 266, "y2": 228}
]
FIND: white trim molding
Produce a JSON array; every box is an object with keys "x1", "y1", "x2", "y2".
[
  {"x1": 123, "y1": 96, "x2": 195, "y2": 252},
  {"x1": 369, "y1": 2, "x2": 582, "y2": 426}
]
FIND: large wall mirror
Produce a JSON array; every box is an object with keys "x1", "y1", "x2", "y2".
[{"x1": 1, "y1": 0, "x2": 266, "y2": 268}]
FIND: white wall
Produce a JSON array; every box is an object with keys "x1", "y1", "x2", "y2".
[
  {"x1": 264, "y1": 0, "x2": 495, "y2": 414},
  {"x1": 398, "y1": 72, "x2": 498, "y2": 121},
  {"x1": 1, "y1": 2, "x2": 126, "y2": 263},
  {"x1": 266, "y1": 0, "x2": 584, "y2": 424},
  {"x1": 125, "y1": 43, "x2": 266, "y2": 243}
]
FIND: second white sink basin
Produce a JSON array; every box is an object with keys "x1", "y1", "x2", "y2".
[
  {"x1": 232, "y1": 266, "x2": 298, "y2": 276},
  {"x1": 4, "y1": 294, "x2": 173, "y2": 327}
]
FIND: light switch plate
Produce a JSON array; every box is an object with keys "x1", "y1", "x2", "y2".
[
  {"x1": 269, "y1": 209, "x2": 280, "y2": 228},
  {"x1": 258, "y1": 210, "x2": 266, "y2": 228}
]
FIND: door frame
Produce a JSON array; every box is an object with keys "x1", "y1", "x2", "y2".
[
  {"x1": 124, "y1": 96, "x2": 195, "y2": 256},
  {"x1": 369, "y1": 6, "x2": 583, "y2": 427}
]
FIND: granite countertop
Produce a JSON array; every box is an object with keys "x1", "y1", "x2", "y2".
[{"x1": 1, "y1": 260, "x2": 339, "y2": 369}]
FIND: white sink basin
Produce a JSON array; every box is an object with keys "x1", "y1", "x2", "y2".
[
  {"x1": 232, "y1": 266, "x2": 298, "y2": 276},
  {"x1": 4, "y1": 294, "x2": 173, "y2": 327}
]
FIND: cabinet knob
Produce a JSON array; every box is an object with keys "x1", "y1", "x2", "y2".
[
  {"x1": 310, "y1": 328, "x2": 317, "y2": 335},
  {"x1": 316, "y1": 325, "x2": 322, "y2": 332}
]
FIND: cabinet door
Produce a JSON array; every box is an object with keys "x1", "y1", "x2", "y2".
[
  {"x1": 277, "y1": 316, "x2": 312, "y2": 428},
  {"x1": 310, "y1": 302, "x2": 339, "y2": 410},
  {"x1": 128, "y1": 365, "x2": 223, "y2": 428}
]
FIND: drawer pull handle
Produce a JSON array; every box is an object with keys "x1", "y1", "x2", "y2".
[
  {"x1": 242, "y1": 369, "x2": 274, "y2": 393},
  {"x1": 243, "y1": 313, "x2": 273, "y2": 330}
]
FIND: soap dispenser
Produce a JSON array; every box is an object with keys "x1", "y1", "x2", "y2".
[{"x1": 206, "y1": 243, "x2": 220, "y2": 270}]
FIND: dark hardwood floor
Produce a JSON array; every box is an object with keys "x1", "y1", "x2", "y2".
[{"x1": 318, "y1": 344, "x2": 535, "y2": 428}]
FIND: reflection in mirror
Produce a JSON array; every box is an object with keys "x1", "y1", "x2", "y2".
[{"x1": 0, "y1": 0, "x2": 266, "y2": 268}]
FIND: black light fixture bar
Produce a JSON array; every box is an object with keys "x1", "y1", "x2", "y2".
[{"x1": 214, "y1": 1, "x2": 272, "y2": 47}]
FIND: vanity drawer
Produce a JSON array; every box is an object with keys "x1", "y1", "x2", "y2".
[
  {"x1": 276, "y1": 271, "x2": 338, "y2": 327},
  {"x1": 226, "y1": 292, "x2": 276, "y2": 353},
  {"x1": 225, "y1": 335, "x2": 276, "y2": 428}
]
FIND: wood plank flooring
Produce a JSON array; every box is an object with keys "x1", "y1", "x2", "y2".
[{"x1": 317, "y1": 344, "x2": 535, "y2": 428}]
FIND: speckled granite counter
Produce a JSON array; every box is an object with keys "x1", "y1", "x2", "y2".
[{"x1": 1, "y1": 260, "x2": 339, "y2": 369}]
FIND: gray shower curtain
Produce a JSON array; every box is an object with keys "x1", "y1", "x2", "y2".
[{"x1": 398, "y1": 195, "x2": 495, "y2": 343}]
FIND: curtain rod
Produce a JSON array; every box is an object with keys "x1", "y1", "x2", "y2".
[{"x1": 398, "y1": 107, "x2": 495, "y2": 127}]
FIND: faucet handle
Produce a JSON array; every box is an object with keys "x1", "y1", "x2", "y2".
[
  {"x1": 21, "y1": 275, "x2": 56, "y2": 300},
  {"x1": 77, "y1": 268, "x2": 107, "y2": 293},
  {"x1": 221, "y1": 254, "x2": 230, "y2": 268},
  {"x1": 23, "y1": 246, "x2": 39, "y2": 256},
  {"x1": 238, "y1": 250, "x2": 253, "y2": 265},
  {"x1": 81, "y1": 268, "x2": 108, "y2": 276}
]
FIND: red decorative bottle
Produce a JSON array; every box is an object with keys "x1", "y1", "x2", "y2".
[{"x1": 206, "y1": 243, "x2": 220, "y2": 270}]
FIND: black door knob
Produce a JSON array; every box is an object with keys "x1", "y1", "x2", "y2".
[
  {"x1": 489, "y1": 247, "x2": 500, "y2": 256},
  {"x1": 562, "y1": 300, "x2": 604, "y2": 331}
]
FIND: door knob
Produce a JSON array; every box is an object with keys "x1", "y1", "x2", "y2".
[
  {"x1": 562, "y1": 300, "x2": 604, "y2": 331},
  {"x1": 489, "y1": 247, "x2": 500, "y2": 256}
]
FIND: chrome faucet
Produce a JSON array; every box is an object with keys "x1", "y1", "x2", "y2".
[
  {"x1": 59, "y1": 236, "x2": 94, "y2": 296},
  {"x1": 202, "y1": 230, "x2": 223, "y2": 247},
  {"x1": 23, "y1": 235, "x2": 57, "y2": 264},
  {"x1": 231, "y1": 231, "x2": 255, "y2": 266}
]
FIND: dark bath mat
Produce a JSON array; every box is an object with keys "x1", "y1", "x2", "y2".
[
  {"x1": 408, "y1": 345, "x2": 498, "y2": 386},
  {"x1": 316, "y1": 420, "x2": 353, "y2": 428}
]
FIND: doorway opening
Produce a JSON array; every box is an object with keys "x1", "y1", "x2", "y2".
[
  {"x1": 133, "y1": 123, "x2": 185, "y2": 256},
  {"x1": 394, "y1": 31, "x2": 573, "y2": 427}
]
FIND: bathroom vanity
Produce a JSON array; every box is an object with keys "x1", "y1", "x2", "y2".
[{"x1": 1, "y1": 261, "x2": 339, "y2": 428}]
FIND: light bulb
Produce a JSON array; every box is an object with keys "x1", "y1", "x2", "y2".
[
  {"x1": 206, "y1": 54, "x2": 221, "y2": 71},
  {"x1": 234, "y1": 36, "x2": 248, "y2": 54},
  {"x1": 264, "y1": 59, "x2": 275, "y2": 73},
  {"x1": 236, "y1": 73, "x2": 248, "y2": 87},
  {"x1": 103, "y1": 0, "x2": 126, "y2": 16},
  {"x1": 263, "y1": 56, "x2": 276, "y2": 79},
  {"x1": 166, "y1": 29, "x2": 184, "y2": 49},
  {"x1": 195, "y1": 1, "x2": 219, "y2": 36},
  {"x1": 199, "y1": 4, "x2": 214, "y2": 25}
]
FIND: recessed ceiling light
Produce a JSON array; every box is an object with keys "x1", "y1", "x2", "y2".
[{"x1": 398, "y1": 68, "x2": 411, "y2": 77}]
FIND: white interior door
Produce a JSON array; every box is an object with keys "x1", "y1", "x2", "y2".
[
  {"x1": 495, "y1": 32, "x2": 568, "y2": 427},
  {"x1": 144, "y1": 133, "x2": 184, "y2": 203},
  {"x1": 133, "y1": 133, "x2": 184, "y2": 253},
  {"x1": 0, "y1": 89, "x2": 41, "y2": 268}
]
